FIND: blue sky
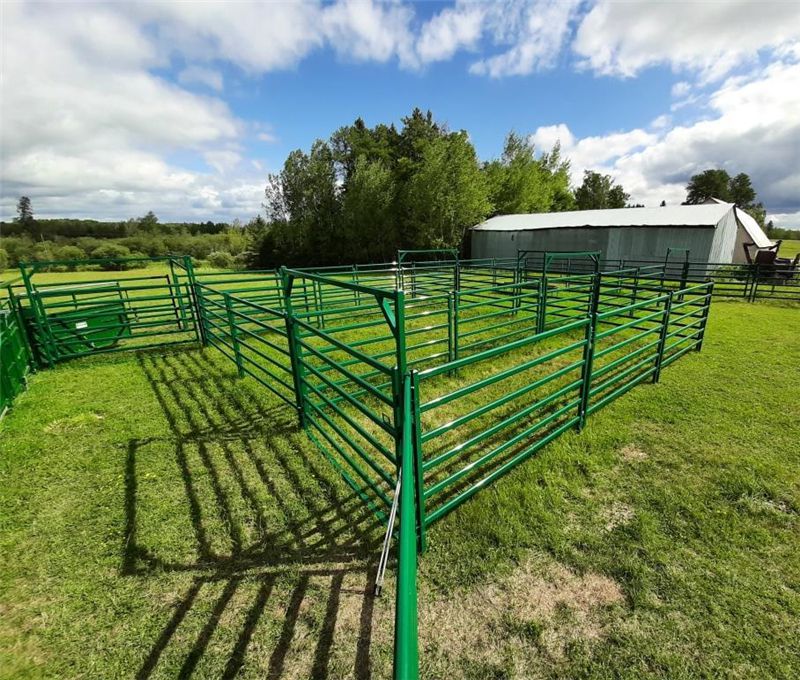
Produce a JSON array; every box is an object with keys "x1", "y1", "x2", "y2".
[{"x1": 2, "y1": 1, "x2": 799, "y2": 226}]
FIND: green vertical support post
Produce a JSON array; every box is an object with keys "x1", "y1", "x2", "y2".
[
  {"x1": 577, "y1": 273, "x2": 600, "y2": 430},
  {"x1": 317, "y1": 280, "x2": 326, "y2": 328},
  {"x1": 167, "y1": 258, "x2": 183, "y2": 328},
  {"x1": 300, "y1": 277, "x2": 310, "y2": 315},
  {"x1": 681, "y1": 257, "x2": 690, "y2": 291},
  {"x1": 280, "y1": 268, "x2": 306, "y2": 426},
  {"x1": 389, "y1": 290, "x2": 408, "y2": 481},
  {"x1": 410, "y1": 370, "x2": 427, "y2": 553},
  {"x1": 447, "y1": 292, "x2": 455, "y2": 364},
  {"x1": 537, "y1": 272, "x2": 548, "y2": 334},
  {"x1": 224, "y1": 293, "x2": 245, "y2": 378},
  {"x1": 183, "y1": 256, "x2": 206, "y2": 346},
  {"x1": 352, "y1": 265, "x2": 361, "y2": 305},
  {"x1": 452, "y1": 291, "x2": 460, "y2": 363},
  {"x1": 749, "y1": 265, "x2": 760, "y2": 302},
  {"x1": 274, "y1": 270, "x2": 285, "y2": 312},
  {"x1": 7, "y1": 287, "x2": 35, "y2": 372},
  {"x1": 695, "y1": 282, "x2": 713, "y2": 351},
  {"x1": 629, "y1": 267, "x2": 640, "y2": 318},
  {"x1": 393, "y1": 371, "x2": 419, "y2": 680},
  {"x1": 652, "y1": 292, "x2": 673, "y2": 383},
  {"x1": 19, "y1": 263, "x2": 54, "y2": 368}
]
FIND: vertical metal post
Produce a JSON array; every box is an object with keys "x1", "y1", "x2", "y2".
[
  {"x1": 452, "y1": 290, "x2": 460, "y2": 362},
  {"x1": 411, "y1": 370, "x2": 427, "y2": 553},
  {"x1": 577, "y1": 273, "x2": 600, "y2": 429},
  {"x1": 695, "y1": 282, "x2": 713, "y2": 351},
  {"x1": 20, "y1": 263, "x2": 55, "y2": 368},
  {"x1": 537, "y1": 273, "x2": 547, "y2": 334},
  {"x1": 224, "y1": 293, "x2": 244, "y2": 378},
  {"x1": 749, "y1": 265, "x2": 760, "y2": 302},
  {"x1": 653, "y1": 291, "x2": 673, "y2": 383},
  {"x1": 446, "y1": 292, "x2": 455, "y2": 364},
  {"x1": 280, "y1": 268, "x2": 306, "y2": 425},
  {"x1": 629, "y1": 267, "x2": 640, "y2": 318},
  {"x1": 389, "y1": 290, "x2": 408, "y2": 481},
  {"x1": 393, "y1": 371, "x2": 419, "y2": 680},
  {"x1": 183, "y1": 256, "x2": 206, "y2": 346},
  {"x1": 352, "y1": 265, "x2": 360, "y2": 305}
]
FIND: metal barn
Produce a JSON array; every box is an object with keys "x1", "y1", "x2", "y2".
[{"x1": 470, "y1": 202, "x2": 772, "y2": 264}]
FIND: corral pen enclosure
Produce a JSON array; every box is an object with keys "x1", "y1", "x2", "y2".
[{"x1": 0, "y1": 250, "x2": 717, "y2": 678}]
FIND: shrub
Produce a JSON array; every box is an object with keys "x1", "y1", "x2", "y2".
[
  {"x1": 207, "y1": 250, "x2": 235, "y2": 269},
  {"x1": 55, "y1": 245, "x2": 86, "y2": 270},
  {"x1": 0, "y1": 247, "x2": 8, "y2": 272},
  {"x1": 90, "y1": 243, "x2": 132, "y2": 270}
]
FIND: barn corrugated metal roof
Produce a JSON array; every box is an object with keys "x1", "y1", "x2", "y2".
[
  {"x1": 734, "y1": 206, "x2": 773, "y2": 248},
  {"x1": 472, "y1": 203, "x2": 735, "y2": 231}
]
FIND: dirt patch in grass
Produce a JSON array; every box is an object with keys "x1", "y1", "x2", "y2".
[
  {"x1": 417, "y1": 556, "x2": 624, "y2": 673},
  {"x1": 619, "y1": 443, "x2": 648, "y2": 462},
  {"x1": 601, "y1": 502, "x2": 635, "y2": 531}
]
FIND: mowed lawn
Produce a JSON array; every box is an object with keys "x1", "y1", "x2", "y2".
[
  {"x1": 779, "y1": 239, "x2": 800, "y2": 259},
  {"x1": 1, "y1": 301, "x2": 798, "y2": 679}
]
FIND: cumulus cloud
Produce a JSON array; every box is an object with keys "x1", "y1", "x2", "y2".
[
  {"x1": 573, "y1": 0, "x2": 800, "y2": 81},
  {"x1": 416, "y1": 2, "x2": 485, "y2": 63},
  {"x1": 671, "y1": 81, "x2": 691, "y2": 98},
  {"x1": 469, "y1": 0, "x2": 582, "y2": 77},
  {"x1": 0, "y1": 0, "x2": 421, "y2": 222},
  {"x1": 532, "y1": 56, "x2": 800, "y2": 226}
]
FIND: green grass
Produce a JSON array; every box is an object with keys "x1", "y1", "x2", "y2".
[
  {"x1": 780, "y1": 239, "x2": 800, "y2": 259},
  {"x1": 1, "y1": 301, "x2": 799, "y2": 678}
]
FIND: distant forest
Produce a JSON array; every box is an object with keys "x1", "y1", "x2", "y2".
[
  {"x1": 0, "y1": 209, "x2": 266, "y2": 271},
  {"x1": 2, "y1": 109, "x2": 796, "y2": 273}
]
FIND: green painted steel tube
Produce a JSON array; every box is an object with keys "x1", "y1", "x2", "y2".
[
  {"x1": 419, "y1": 317, "x2": 588, "y2": 380},
  {"x1": 297, "y1": 339, "x2": 393, "y2": 407},
  {"x1": 425, "y1": 414, "x2": 580, "y2": 525},
  {"x1": 421, "y1": 340, "x2": 584, "y2": 412},
  {"x1": 423, "y1": 377, "x2": 583, "y2": 477},
  {"x1": 393, "y1": 373, "x2": 419, "y2": 680}
]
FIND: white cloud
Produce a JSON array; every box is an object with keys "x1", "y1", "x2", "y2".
[
  {"x1": 322, "y1": 0, "x2": 416, "y2": 67},
  {"x1": 178, "y1": 66, "x2": 224, "y2": 91},
  {"x1": 769, "y1": 212, "x2": 800, "y2": 230},
  {"x1": 531, "y1": 125, "x2": 656, "y2": 184},
  {"x1": 0, "y1": 1, "x2": 258, "y2": 221},
  {"x1": 532, "y1": 56, "x2": 800, "y2": 220},
  {"x1": 573, "y1": 1, "x2": 800, "y2": 81},
  {"x1": 416, "y1": 3, "x2": 485, "y2": 63},
  {"x1": 651, "y1": 115, "x2": 671, "y2": 130},
  {"x1": 671, "y1": 81, "x2": 691, "y2": 98},
  {"x1": 0, "y1": 0, "x2": 423, "y2": 222},
  {"x1": 469, "y1": 0, "x2": 581, "y2": 77}
]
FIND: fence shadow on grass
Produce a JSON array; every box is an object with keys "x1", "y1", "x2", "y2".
[{"x1": 127, "y1": 348, "x2": 386, "y2": 679}]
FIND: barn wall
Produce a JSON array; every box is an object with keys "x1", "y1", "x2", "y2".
[
  {"x1": 709, "y1": 209, "x2": 740, "y2": 263},
  {"x1": 471, "y1": 226, "x2": 717, "y2": 263}
]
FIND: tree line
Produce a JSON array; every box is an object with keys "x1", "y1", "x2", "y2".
[
  {"x1": 1, "y1": 202, "x2": 267, "y2": 271},
  {"x1": 256, "y1": 109, "x2": 636, "y2": 267}
]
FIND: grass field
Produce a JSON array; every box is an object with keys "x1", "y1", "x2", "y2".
[
  {"x1": 1, "y1": 298, "x2": 799, "y2": 679},
  {"x1": 780, "y1": 239, "x2": 800, "y2": 259}
]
